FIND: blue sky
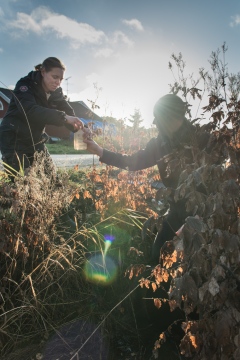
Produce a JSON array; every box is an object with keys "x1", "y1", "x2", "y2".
[{"x1": 0, "y1": 0, "x2": 240, "y2": 127}]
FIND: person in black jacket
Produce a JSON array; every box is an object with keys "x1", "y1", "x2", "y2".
[
  {"x1": 0, "y1": 57, "x2": 86, "y2": 177},
  {"x1": 84, "y1": 94, "x2": 210, "y2": 263}
]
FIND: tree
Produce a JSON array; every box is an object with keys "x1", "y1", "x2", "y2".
[
  {"x1": 128, "y1": 108, "x2": 144, "y2": 133},
  {"x1": 127, "y1": 109, "x2": 145, "y2": 151}
]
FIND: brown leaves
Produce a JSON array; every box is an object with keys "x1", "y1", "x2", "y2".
[
  {"x1": 180, "y1": 331, "x2": 202, "y2": 357},
  {"x1": 185, "y1": 216, "x2": 207, "y2": 233},
  {"x1": 139, "y1": 277, "x2": 151, "y2": 288},
  {"x1": 146, "y1": 120, "x2": 240, "y2": 356},
  {"x1": 87, "y1": 165, "x2": 158, "y2": 217},
  {"x1": 153, "y1": 298, "x2": 162, "y2": 309},
  {"x1": 202, "y1": 95, "x2": 225, "y2": 112},
  {"x1": 162, "y1": 247, "x2": 178, "y2": 269},
  {"x1": 215, "y1": 310, "x2": 232, "y2": 347},
  {"x1": 148, "y1": 73, "x2": 240, "y2": 358},
  {"x1": 83, "y1": 190, "x2": 92, "y2": 199},
  {"x1": 189, "y1": 87, "x2": 202, "y2": 100},
  {"x1": 125, "y1": 264, "x2": 146, "y2": 280},
  {"x1": 153, "y1": 332, "x2": 166, "y2": 358},
  {"x1": 169, "y1": 274, "x2": 198, "y2": 314},
  {"x1": 151, "y1": 282, "x2": 157, "y2": 292},
  {"x1": 185, "y1": 191, "x2": 207, "y2": 215},
  {"x1": 152, "y1": 265, "x2": 170, "y2": 284},
  {"x1": 211, "y1": 110, "x2": 225, "y2": 123}
]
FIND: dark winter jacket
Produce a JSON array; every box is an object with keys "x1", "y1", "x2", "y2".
[
  {"x1": 100, "y1": 119, "x2": 210, "y2": 189},
  {"x1": 0, "y1": 71, "x2": 75, "y2": 155}
]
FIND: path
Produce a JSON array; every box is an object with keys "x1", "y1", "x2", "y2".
[
  {"x1": 0, "y1": 154, "x2": 100, "y2": 170},
  {"x1": 51, "y1": 154, "x2": 100, "y2": 169}
]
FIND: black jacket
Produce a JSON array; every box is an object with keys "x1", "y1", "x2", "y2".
[
  {"x1": 0, "y1": 71, "x2": 75, "y2": 154},
  {"x1": 100, "y1": 119, "x2": 210, "y2": 189}
]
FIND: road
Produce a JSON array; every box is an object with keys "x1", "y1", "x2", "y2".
[
  {"x1": 0, "y1": 154, "x2": 100, "y2": 170},
  {"x1": 51, "y1": 154, "x2": 100, "y2": 169}
]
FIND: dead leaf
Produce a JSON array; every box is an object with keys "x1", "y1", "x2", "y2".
[{"x1": 154, "y1": 298, "x2": 162, "y2": 309}]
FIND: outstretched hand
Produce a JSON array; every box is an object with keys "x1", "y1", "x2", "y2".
[{"x1": 82, "y1": 128, "x2": 103, "y2": 157}]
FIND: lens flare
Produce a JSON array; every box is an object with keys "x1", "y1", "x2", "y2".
[
  {"x1": 84, "y1": 233, "x2": 118, "y2": 285},
  {"x1": 103, "y1": 234, "x2": 115, "y2": 256},
  {"x1": 84, "y1": 253, "x2": 117, "y2": 285}
]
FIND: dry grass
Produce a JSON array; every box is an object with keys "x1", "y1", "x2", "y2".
[{"x1": 0, "y1": 152, "x2": 158, "y2": 359}]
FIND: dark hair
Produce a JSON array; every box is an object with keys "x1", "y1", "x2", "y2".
[
  {"x1": 153, "y1": 94, "x2": 187, "y2": 125},
  {"x1": 35, "y1": 57, "x2": 66, "y2": 72}
]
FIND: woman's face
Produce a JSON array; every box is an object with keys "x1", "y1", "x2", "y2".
[
  {"x1": 154, "y1": 113, "x2": 184, "y2": 138},
  {"x1": 41, "y1": 67, "x2": 64, "y2": 93}
]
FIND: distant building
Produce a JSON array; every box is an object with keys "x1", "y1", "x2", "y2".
[
  {"x1": 46, "y1": 100, "x2": 104, "y2": 139},
  {"x1": 0, "y1": 88, "x2": 12, "y2": 121}
]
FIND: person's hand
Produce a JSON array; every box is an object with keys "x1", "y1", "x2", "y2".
[
  {"x1": 65, "y1": 115, "x2": 83, "y2": 131},
  {"x1": 82, "y1": 126, "x2": 92, "y2": 139},
  {"x1": 83, "y1": 135, "x2": 103, "y2": 157}
]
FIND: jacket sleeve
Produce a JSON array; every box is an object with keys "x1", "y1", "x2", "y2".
[
  {"x1": 55, "y1": 98, "x2": 79, "y2": 132},
  {"x1": 56, "y1": 98, "x2": 75, "y2": 116},
  {"x1": 50, "y1": 94, "x2": 78, "y2": 131},
  {"x1": 100, "y1": 137, "x2": 159, "y2": 171},
  {"x1": 13, "y1": 80, "x2": 66, "y2": 127}
]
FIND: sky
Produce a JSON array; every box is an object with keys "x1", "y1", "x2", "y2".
[{"x1": 0, "y1": 0, "x2": 240, "y2": 128}]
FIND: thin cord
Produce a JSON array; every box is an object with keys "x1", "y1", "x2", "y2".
[{"x1": 69, "y1": 283, "x2": 140, "y2": 360}]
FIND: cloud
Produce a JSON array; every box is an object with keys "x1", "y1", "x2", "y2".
[
  {"x1": 230, "y1": 14, "x2": 240, "y2": 27},
  {"x1": 5, "y1": 6, "x2": 135, "y2": 52},
  {"x1": 94, "y1": 48, "x2": 114, "y2": 58},
  {"x1": 4, "y1": 6, "x2": 136, "y2": 55},
  {"x1": 8, "y1": 11, "x2": 42, "y2": 34},
  {"x1": 7, "y1": 6, "x2": 106, "y2": 47},
  {"x1": 0, "y1": 48, "x2": 3, "y2": 53},
  {"x1": 112, "y1": 31, "x2": 134, "y2": 47},
  {"x1": 122, "y1": 18, "x2": 144, "y2": 32}
]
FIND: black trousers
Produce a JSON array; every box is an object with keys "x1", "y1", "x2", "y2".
[
  {"x1": 2, "y1": 152, "x2": 34, "y2": 174},
  {"x1": 1, "y1": 146, "x2": 53, "y2": 181},
  {"x1": 152, "y1": 201, "x2": 187, "y2": 264}
]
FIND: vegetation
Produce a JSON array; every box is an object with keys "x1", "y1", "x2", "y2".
[
  {"x1": 1, "y1": 43, "x2": 240, "y2": 359},
  {"x1": 46, "y1": 117, "x2": 155, "y2": 155},
  {"x1": 139, "y1": 43, "x2": 240, "y2": 359},
  {"x1": 46, "y1": 139, "x2": 88, "y2": 154},
  {"x1": 0, "y1": 133, "x2": 159, "y2": 360}
]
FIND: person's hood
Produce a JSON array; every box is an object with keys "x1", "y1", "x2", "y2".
[
  {"x1": 26, "y1": 70, "x2": 65, "y2": 101},
  {"x1": 27, "y1": 70, "x2": 42, "y2": 84}
]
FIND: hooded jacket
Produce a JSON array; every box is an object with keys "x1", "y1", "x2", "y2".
[{"x1": 0, "y1": 71, "x2": 75, "y2": 154}]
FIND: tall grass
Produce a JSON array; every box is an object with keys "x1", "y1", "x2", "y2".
[{"x1": 0, "y1": 151, "x2": 158, "y2": 359}]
